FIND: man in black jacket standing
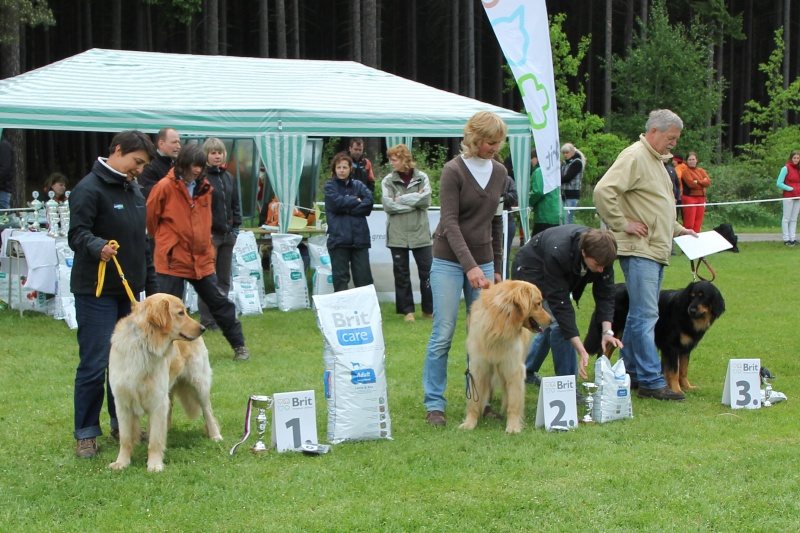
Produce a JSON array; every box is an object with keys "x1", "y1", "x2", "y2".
[
  {"x1": 512, "y1": 225, "x2": 622, "y2": 383},
  {"x1": 137, "y1": 127, "x2": 181, "y2": 199}
]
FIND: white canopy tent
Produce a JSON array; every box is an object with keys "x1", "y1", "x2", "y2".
[{"x1": 0, "y1": 48, "x2": 534, "y2": 235}]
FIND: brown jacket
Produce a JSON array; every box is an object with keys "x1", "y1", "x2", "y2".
[
  {"x1": 432, "y1": 156, "x2": 505, "y2": 275},
  {"x1": 146, "y1": 168, "x2": 216, "y2": 279}
]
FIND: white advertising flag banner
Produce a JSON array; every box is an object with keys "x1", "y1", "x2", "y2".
[{"x1": 483, "y1": 0, "x2": 561, "y2": 194}]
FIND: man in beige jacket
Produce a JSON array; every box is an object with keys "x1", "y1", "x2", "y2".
[{"x1": 593, "y1": 109, "x2": 697, "y2": 401}]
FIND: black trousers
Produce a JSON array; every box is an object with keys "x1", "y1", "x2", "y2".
[
  {"x1": 329, "y1": 247, "x2": 373, "y2": 292},
  {"x1": 158, "y1": 273, "x2": 245, "y2": 349},
  {"x1": 390, "y1": 245, "x2": 433, "y2": 315}
]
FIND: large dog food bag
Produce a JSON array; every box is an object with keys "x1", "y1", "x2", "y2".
[
  {"x1": 592, "y1": 355, "x2": 633, "y2": 423},
  {"x1": 313, "y1": 285, "x2": 392, "y2": 444},
  {"x1": 271, "y1": 233, "x2": 310, "y2": 311}
]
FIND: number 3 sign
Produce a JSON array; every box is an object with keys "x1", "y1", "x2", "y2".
[
  {"x1": 271, "y1": 390, "x2": 318, "y2": 452},
  {"x1": 721, "y1": 359, "x2": 761, "y2": 409}
]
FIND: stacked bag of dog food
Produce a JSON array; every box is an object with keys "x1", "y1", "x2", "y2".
[
  {"x1": 314, "y1": 285, "x2": 392, "y2": 444},
  {"x1": 271, "y1": 233, "x2": 309, "y2": 312},
  {"x1": 307, "y1": 234, "x2": 334, "y2": 299},
  {"x1": 592, "y1": 355, "x2": 633, "y2": 423},
  {"x1": 53, "y1": 239, "x2": 77, "y2": 328},
  {"x1": 231, "y1": 230, "x2": 267, "y2": 315}
]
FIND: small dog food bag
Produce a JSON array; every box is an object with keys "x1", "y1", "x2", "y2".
[
  {"x1": 233, "y1": 231, "x2": 267, "y2": 308},
  {"x1": 313, "y1": 285, "x2": 392, "y2": 444},
  {"x1": 592, "y1": 355, "x2": 633, "y2": 423},
  {"x1": 307, "y1": 235, "x2": 334, "y2": 298},
  {"x1": 271, "y1": 233, "x2": 310, "y2": 311}
]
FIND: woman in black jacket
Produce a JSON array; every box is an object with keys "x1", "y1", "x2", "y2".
[
  {"x1": 323, "y1": 151, "x2": 374, "y2": 291},
  {"x1": 68, "y1": 130, "x2": 158, "y2": 458}
]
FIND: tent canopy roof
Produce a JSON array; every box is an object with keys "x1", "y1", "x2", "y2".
[{"x1": 0, "y1": 48, "x2": 530, "y2": 138}]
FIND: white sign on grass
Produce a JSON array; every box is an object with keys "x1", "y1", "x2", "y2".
[
  {"x1": 721, "y1": 359, "x2": 761, "y2": 409},
  {"x1": 535, "y1": 375, "x2": 578, "y2": 431},
  {"x1": 271, "y1": 390, "x2": 318, "y2": 452}
]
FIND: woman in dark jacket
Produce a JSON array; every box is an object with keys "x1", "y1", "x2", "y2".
[
  {"x1": 68, "y1": 130, "x2": 158, "y2": 458},
  {"x1": 198, "y1": 137, "x2": 241, "y2": 329},
  {"x1": 323, "y1": 151, "x2": 374, "y2": 291}
]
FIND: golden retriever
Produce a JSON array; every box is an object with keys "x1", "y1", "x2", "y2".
[
  {"x1": 459, "y1": 280, "x2": 551, "y2": 434},
  {"x1": 108, "y1": 293, "x2": 222, "y2": 472}
]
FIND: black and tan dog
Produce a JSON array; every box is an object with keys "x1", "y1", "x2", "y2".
[{"x1": 584, "y1": 281, "x2": 725, "y2": 394}]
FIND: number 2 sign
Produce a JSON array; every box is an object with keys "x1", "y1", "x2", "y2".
[
  {"x1": 721, "y1": 359, "x2": 761, "y2": 409},
  {"x1": 535, "y1": 375, "x2": 578, "y2": 431}
]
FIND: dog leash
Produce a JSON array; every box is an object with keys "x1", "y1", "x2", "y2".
[
  {"x1": 464, "y1": 354, "x2": 479, "y2": 402},
  {"x1": 96, "y1": 239, "x2": 137, "y2": 304},
  {"x1": 689, "y1": 257, "x2": 716, "y2": 282}
]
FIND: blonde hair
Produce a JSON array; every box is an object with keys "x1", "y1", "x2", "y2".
[
  {"x1": 460, "y1": 111, "x2": 508, "y2": 158},
  {"x1": 386, "y1": 144, "x2": 415, "y2": 172},
  {"x1": 562, "y1": 142, "x2": 587, "y2": 167},
  {"x1": 202, "y1": 137, "x2": 227, "y2": 158}
]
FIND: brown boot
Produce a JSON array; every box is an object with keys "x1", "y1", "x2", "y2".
[{"x1": 75, "y1": 437, "x2": 98, "y2": 458}]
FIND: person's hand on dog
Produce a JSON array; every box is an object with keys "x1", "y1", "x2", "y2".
[{"x1": 466, "y1": 266, "x2": 490, "y2": 289}]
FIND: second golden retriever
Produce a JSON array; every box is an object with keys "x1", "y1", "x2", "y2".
[
  {"x1": 108, "y1": 293, "x2": 222, "y2": 472},
  {"x1": 460, "y1": 280, "x2": 551, "y2": 434}
]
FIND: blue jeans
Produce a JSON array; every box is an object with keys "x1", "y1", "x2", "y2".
[
  {"x1": 0, "y1": 190, "x2": 10, "y2": 210},
  {"x1": 563, "y1": 198, "x2": 578, "y2": 224},
  {"x1": 422, "y1": 258, "x2": 493, "y2": 412},
  {"x1": 619, "y1": 256, "x2": 665, "y2": 389},
  {"x1": 73, "y1": 294, "x2": 132, "y2": 439},
  {"x1": 525, "y1": 301, "x2": 577, "y2": 377}
]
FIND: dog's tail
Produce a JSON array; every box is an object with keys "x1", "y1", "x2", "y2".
[{"x1": 172, "y1": 381, "x2": 202, "y2": 419}]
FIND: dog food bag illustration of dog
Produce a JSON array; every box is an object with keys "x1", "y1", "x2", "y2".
[{"x1": 314, "y1": 285, "x2": 392, "y2": 444}]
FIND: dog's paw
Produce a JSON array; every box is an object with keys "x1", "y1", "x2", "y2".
[
  {"x1": 108, "y1": 460, "x2": 129, "y2": 471},
  {"x1": 458, "y1": 419, "x2": 477, "y2": 430},
  {"x1": 147, "y1": 461, "x2": 165, "y2": 473},
  {"x1": 505, "y1": 420, "x2": 523, "y2": 434}
]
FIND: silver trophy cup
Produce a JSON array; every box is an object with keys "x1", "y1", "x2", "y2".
[
  {"x1": 229, "y1": 395, "x2": 273, "y2": 455},
  {"x1": 581, "y1": 382, "x2": 597, "y2": 423},
  {"x1": 45, "y1": 191, "x2": 60, "y2": 237}
]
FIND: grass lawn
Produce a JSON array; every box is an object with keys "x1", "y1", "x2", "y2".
[{"x1": 1, "y1": 241, "x2": 798, "y2": 532}]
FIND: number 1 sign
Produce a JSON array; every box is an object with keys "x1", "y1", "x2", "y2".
[
  {"x1": 721, "y1": 359, "x2": 761, "y2": 409},
  {"x1": 271, "y1": 390, "x2": 318, "y2": 452}
]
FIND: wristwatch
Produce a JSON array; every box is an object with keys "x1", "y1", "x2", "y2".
[{"x1": 602, "y1": 329, "x2": 615, "y2": 337}]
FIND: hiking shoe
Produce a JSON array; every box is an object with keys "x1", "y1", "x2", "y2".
[
  {"x1": 637, "y1": 386, "x2": 685, "y2": 401},
  {"x1": 525, "y1": 372, "x2": 541, "y2": 386},
  {"x1": 426, "y1": 410, "x2": 446, "y2": 427},
  {"x1": 76, "y1": 438, "x2": 98, "y2": 458},
  {"x1": 233, "y1": 346, "x2": 250, "y2": 361}
]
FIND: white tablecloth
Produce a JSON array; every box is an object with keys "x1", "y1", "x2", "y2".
[{"x1": 0, "y1": 229, "x2": 59, "y2": 294}]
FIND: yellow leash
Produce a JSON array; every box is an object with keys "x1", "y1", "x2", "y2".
[{"x1": 96, "y1": 239, "x2": 137, "y2": 304}]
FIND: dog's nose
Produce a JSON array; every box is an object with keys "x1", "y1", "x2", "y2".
[{"x1": 199, "y1": 324, "x2": 207, "y2": 334}]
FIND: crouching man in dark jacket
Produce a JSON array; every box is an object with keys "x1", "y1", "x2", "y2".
[{"x1": 512, "y1": 225, "x2": 622, "y2": 382}]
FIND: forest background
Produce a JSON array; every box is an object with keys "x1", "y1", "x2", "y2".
[{"x1": 1, "y1": 0, "x2": 799, "y2": 228}]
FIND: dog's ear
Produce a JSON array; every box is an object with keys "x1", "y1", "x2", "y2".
[
  {"x1": 710, "y1": 286, "x2": 726, "y2": 318},
  {"x1": 146, "y1": 298, "x2": 173, "y2": 332}
]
